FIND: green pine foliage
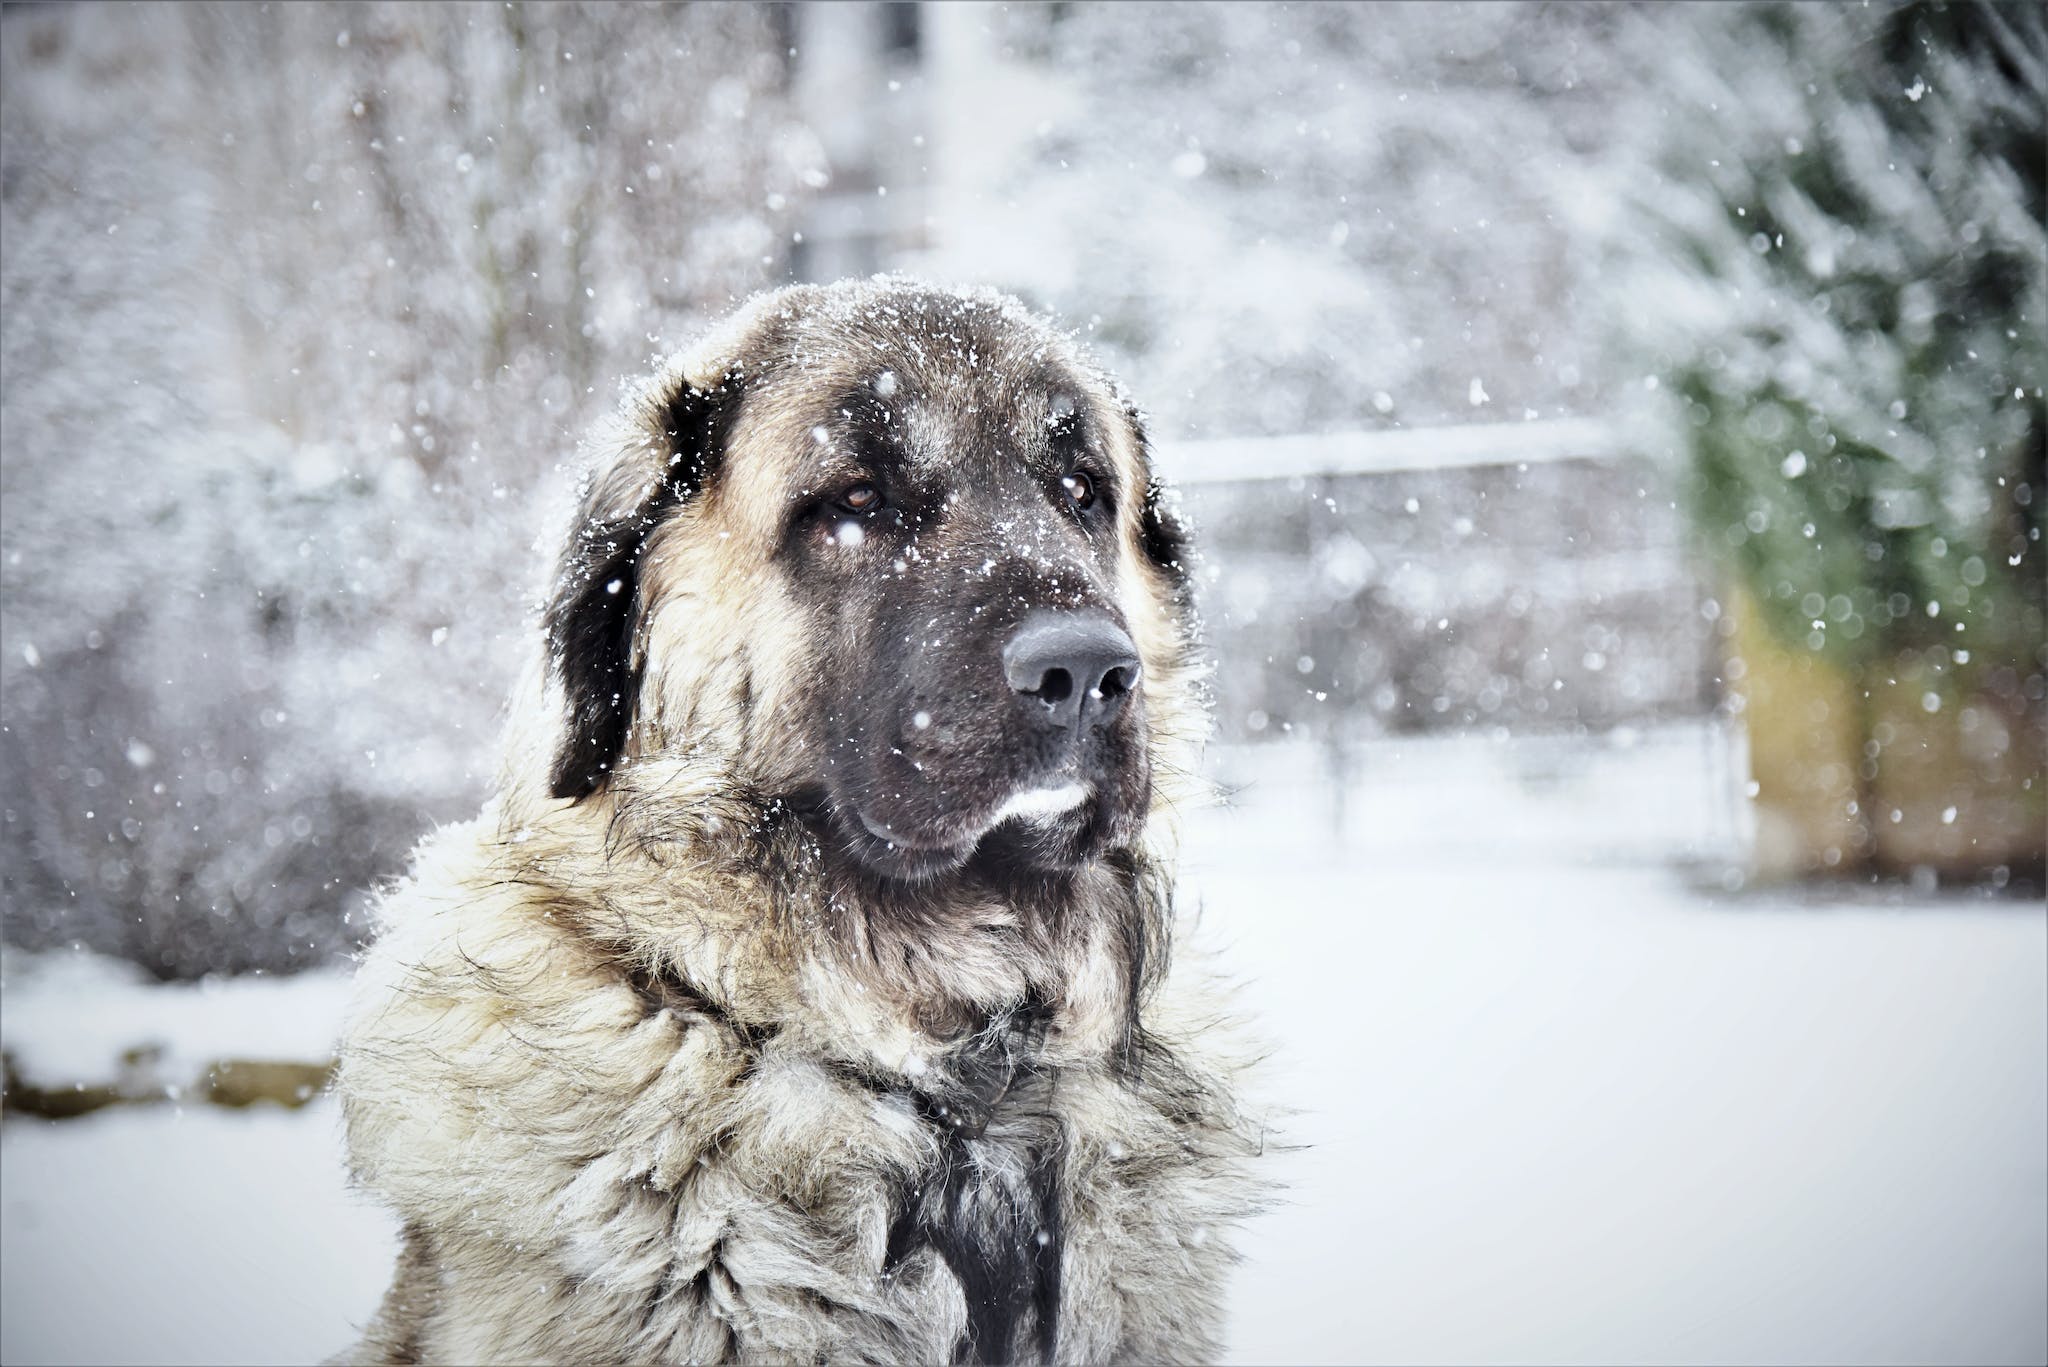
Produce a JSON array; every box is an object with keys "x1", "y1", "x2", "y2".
[{"x1": 1634, "y1": 1, "x2": 2045, "y2": 679}]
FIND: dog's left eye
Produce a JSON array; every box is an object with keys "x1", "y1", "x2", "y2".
[
  {"x1": 1060, "y1": 472, "x2": 1095, "y2": 511},
  {"x1": 837, "y1": 483, "x2": 882, "y2": 513}
]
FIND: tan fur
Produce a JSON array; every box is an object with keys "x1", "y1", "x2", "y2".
[{"x1": 336, "y1": 279, "x2": 1270, "y2": 1365}]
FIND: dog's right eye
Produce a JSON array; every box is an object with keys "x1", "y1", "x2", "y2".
[{"x1": 836, "y1": 483, "x2": 882, "y2": 514}]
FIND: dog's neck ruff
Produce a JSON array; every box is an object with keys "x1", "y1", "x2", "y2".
[{"x1": 544, "y1": 757, "x2": 1171, "y2": 1073}]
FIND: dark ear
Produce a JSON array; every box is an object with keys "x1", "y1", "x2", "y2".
[
  {"x1": 544, "y1": 374, "x2": 741, "y2": 799},
  {"x1": 1123, "y1": 402, "x2": 1195, "y2": 599}
]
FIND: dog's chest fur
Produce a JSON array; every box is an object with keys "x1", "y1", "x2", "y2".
[
  {"x1": 878, "y1": 1004, "x2": 1066, "y2": 1365},
  {"x1": 339, "y1": 824, "x2": 1266, "y2": 1366}
]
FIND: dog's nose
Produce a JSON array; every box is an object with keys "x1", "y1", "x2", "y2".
[{"x1": 1002, "y1": 612, "x2": 1142, "y2": 731}]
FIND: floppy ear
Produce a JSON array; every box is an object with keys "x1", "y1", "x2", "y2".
[
  {"x1": 544, "y1": 374, "x2": 742, "y2": 799},
  {"x1": 1122, "y1": 402, "x2": 1195, "y2": 600}
]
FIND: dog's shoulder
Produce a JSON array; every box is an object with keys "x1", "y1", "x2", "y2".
[
  {"x1": 334, "y1": 813, "x2": 957, "y2": 1361},
  {"x1": 338, "y1": 811, "x2": 739, "y2": 1213}
]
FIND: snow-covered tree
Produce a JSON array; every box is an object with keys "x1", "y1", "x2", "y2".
[
  {"x1": 901, "y1": 2, "x2": 1646, "y2": 436},
  {"x1": 0, "y1": 3, "x2": 815, "y2": 975},
  {"x1": 1626, "y1": 1, "x2": 2043, "y2": 673}
]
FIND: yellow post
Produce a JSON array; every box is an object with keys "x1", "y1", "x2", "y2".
[{"x1": 1722, "y1": 583, "x2": 1869, "y2": 880}]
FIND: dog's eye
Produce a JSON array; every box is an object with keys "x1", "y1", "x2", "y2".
[
  {"x1": 837, "y1": 483, "x2": 882, "y2": 513},
  {"x1": 1060, "y1": 472, "x2": 1095, "y2": 512}
]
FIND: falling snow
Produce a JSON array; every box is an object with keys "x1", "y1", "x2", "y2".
[{"x1": 0, "y1": 4, "x2": 2041, "y2": 1364}]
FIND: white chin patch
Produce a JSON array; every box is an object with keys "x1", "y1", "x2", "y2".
[{"x1": 989, "y1": 783, "x2": 1089, "y2": 826}]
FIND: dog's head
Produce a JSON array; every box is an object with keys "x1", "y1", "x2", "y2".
[{"x1": 539, "y1": 278, "x2": 1197, "y2": 882}]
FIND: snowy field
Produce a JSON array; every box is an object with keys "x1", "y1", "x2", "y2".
[
  {"x1": 3, "y1": 725, "x2": 2043, "y2": 1366},
  {"x1": 1195, "y1": 734, "x2": 2046, "y2": 1367}
]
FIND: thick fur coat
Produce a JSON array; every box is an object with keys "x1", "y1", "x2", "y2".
[{"x1": 336, "y1": 279, "x2": 1271, "y2": 1365}]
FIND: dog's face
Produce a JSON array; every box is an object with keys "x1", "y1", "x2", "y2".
[{"x1": 543, "y1": 280, "x2": 1193, "y2": 883}]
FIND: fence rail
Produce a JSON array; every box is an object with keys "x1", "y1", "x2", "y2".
[{"x1": 1156, "y1": 416, "x2": 1628, "y2": 484}]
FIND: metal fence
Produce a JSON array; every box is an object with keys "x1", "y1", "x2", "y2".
[{"x1": 1157, "y1": 418, "x2": 1719, "y2": 746}]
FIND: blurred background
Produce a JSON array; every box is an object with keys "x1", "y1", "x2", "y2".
[{"x1": 1, "y1": 3, "x2": 2042, "y2": 1365}]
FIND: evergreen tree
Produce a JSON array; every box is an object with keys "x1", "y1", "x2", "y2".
[{"x1": 1628, "y1": 1, "x2": 2045, "y2": 685}]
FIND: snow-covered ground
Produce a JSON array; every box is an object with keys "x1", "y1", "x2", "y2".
[
  {"x1": 0, "y1": 1098, "x2": 392, "y2": 1367},
  {"x1": 1191, "y1": 729, "x2": 2046, "y2": 1366},
  {"x1": 0, "y1": 959, "x2": 387, "y2": 1365},
  {"x1": 0, "y1": 953, "x2": 355, "y2": 1093},
  {"x1": 3, "y1": 725, "x2": 2043, "y2": 1365}
]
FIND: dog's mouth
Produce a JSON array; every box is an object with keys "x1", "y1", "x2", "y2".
[
  {"x1": 838, "y1": 781, "x2": 1098, "y2": 881},
  {"x1": 980, "y1": 781, "x2": 1091, "y2": 827}
]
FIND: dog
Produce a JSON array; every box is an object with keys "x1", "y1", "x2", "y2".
[{"x1": 336, "y1": 277, "x2": 1270, "y2": 1365}]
